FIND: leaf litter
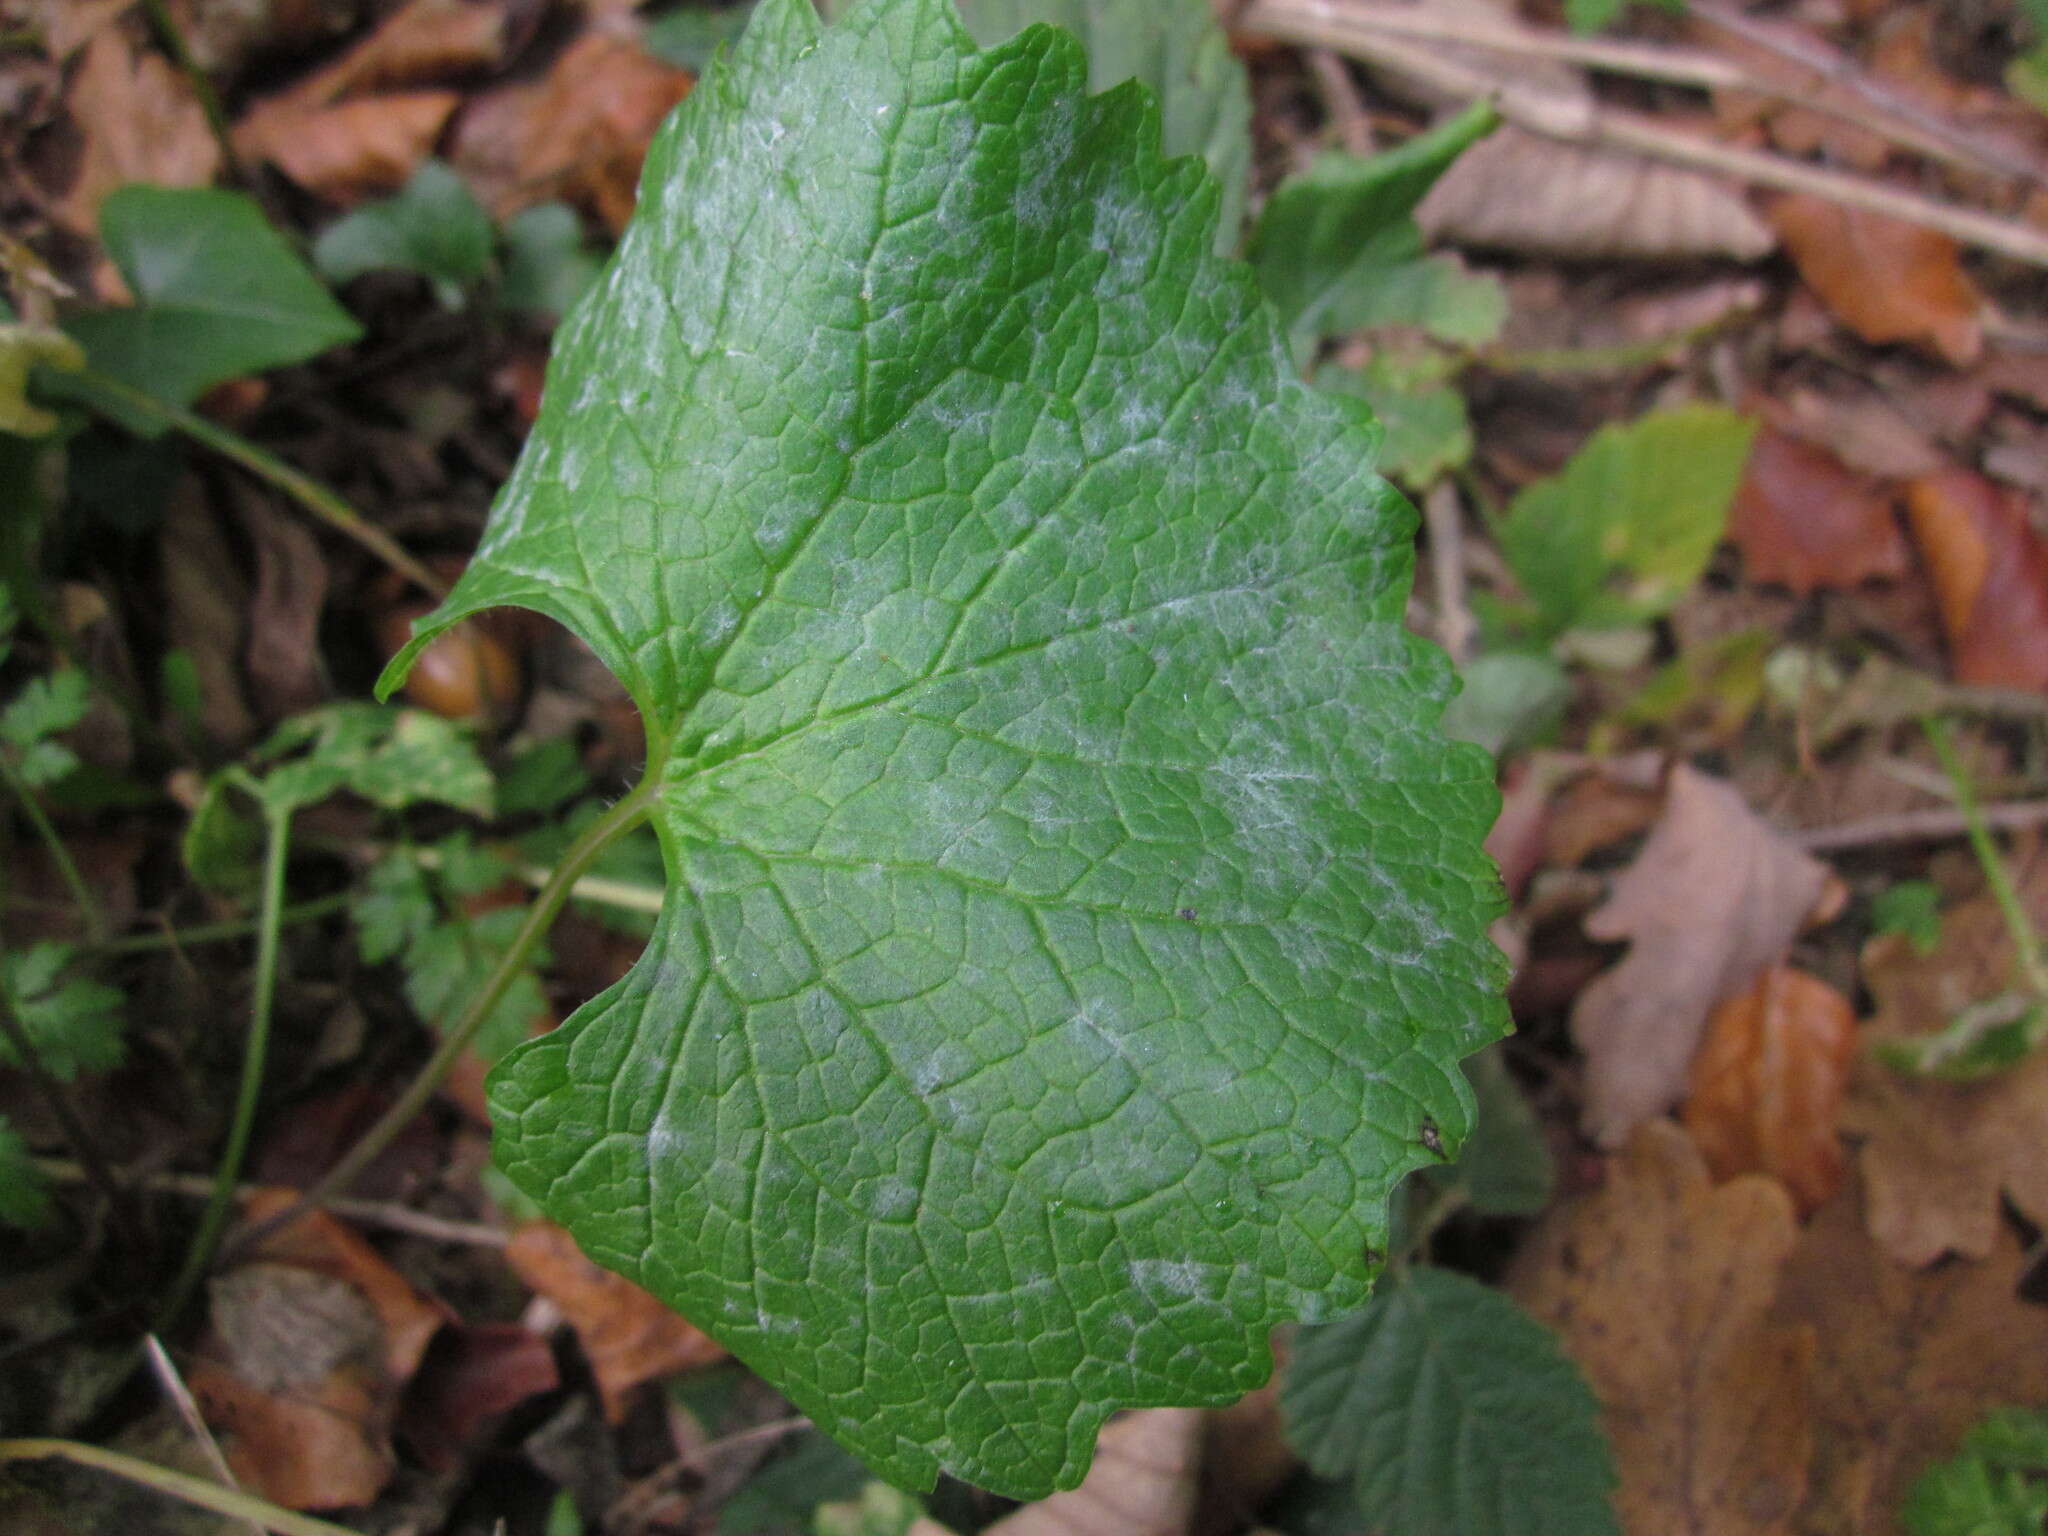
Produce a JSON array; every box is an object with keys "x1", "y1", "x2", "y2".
[{"x1": 16, "y1": 0, "x2": 2048, "y2": 1531}]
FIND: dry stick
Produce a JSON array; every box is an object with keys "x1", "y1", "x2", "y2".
[
  {"x1": 0, "y1": 1440, "x2": 363, "y2": 1536},
  {"x1": 1793, "y1": 799, "x2": 2048, "y2": 854},
  {"x1": 1421, "y1": 481, "x2": 1475, "y2": 668},
  {"x1": 1308, "y1": 49, "x2": 1378, "y2": 156},
  {"x1": 1687, "y1": 0, "x2": 2048, "y2": 192},
  {"x1": 1238, "y1": 0, "x2": 2048, "y2": 269},
  {"x1": 142, "y1": 1336, "x2": 267, "y2": 1536},
  {"x1": 1259, "y1": 0, "x2": 2021, "y2": 182},
  {"x1": 35, "y1": 1160, "x2": 510, "y2": 1247}
]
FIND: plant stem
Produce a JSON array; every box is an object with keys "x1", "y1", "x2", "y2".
[
  {"x1": 68, "y1": 370, "x2": 447, "y2": 600},
  {"x1": 1924, "y1": 716, "x2": 2048, "y2": 995},
  {"x1": 155, "y1": 807, "x2": 293, "y2": 1330},
  {"x1": 136, "y1": 0, "x2": 242, "y2": 183},
  {"x1": 84, "y1": 894, "x2": 351, "y2": 956},
  {"x1": 229, "y1": 780, "x2": 660, "y2": 1254},
  {"x1": 0, "y1": 755, "x2": 104, "y2": 941},
  {"x1": 0, "y1": 1439, "x2": 364, "y2": 1536}
]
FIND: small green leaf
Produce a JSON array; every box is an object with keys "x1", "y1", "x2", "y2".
[
  {"x1": 1873, "y1": 880, "x2": 1944, "y2": 956},
  {"x1": 1495, "y1": 405, "x2": 1757, "y2": 643},
  {"x1": 955, "y1": 0, "x2": 1252, "y2": 253},
  {"x1": 1438, "y1": 652, "x2": 1570, "y2": 761},
  {"x1": 353, "y1": 849, "x2": 440, "y2": 964},
  {"x1": 1251, "y1": 105, "x2": 1504, "y2": 364},
  {"x1": 1315, "y1": 351, "x2": 1472, "y2": 488},
  {"x1": 183, "y1": 774, "x2": 266, "y2": 898},
  {"x1": 1564, "y1": 0, "x2": 1684, "y2": 34},
  {"x1": 385, "y1": 0, "x2": 1506, "y2": 1495},
  {"x1": 501, "y1": 204, "x2": 605, "y2": 321},
  {"x1": 813, "y1": 1483, "x2": 944, "y2": 1536},
  {"x1": 0, "y1": 943, "x2": 125, "y2": 1082},
  {"x1": 1283, "y1": 1266, "x2": 1619, "y2": 1536},
  {"x1": 315, "y1": 161, "x2": 496, "y2": 309},
  {"x1": 645, "y1": 2, "x2": 758, "y2": 71},
  {"x1": 0, "y1": 1113, "x2": 52, "y2": 1229},
  {"x1": 1876, "y1": 992, "x2": 2048, "y2": 1082},
  {"x1": 246, "y1": 704, "x2": 494, "y2": 819},
  {"x1": 1905, "y1": 1407, "x2": 2048, "y2": 1536},
  {"x1": 62, "y1": 187, "x2": 360, "y2": 420},
  {"x1": 1, "y1": 669, "x2": 90, "y2": 786},
  {"x1": 497, "y1": 737, "x2": 592, "y2": 816}
]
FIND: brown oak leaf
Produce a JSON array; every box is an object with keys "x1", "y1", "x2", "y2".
[
  {"x1": 1847, "y1": 846, "x2": 2048, "y2": 1266},
  {"x1": 1510, "y1": 1121, "x2": 1812, "y2": 1536},
  {"x1": 55, "y1": 27, "x2": 220, "y2": 235},
  {"x1": 1769, "y1": 195, "x2": 1983, "y2": 366},
  {"x1": 1572, "y1": 766, "x2": 1834, "y2": 1146},
  {"x1": 1772, "y1": 1166, "x2": 2048, "y2": 1535}
]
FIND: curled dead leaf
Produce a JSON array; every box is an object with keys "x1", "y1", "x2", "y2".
[
  {"x1": 1572, "y1": 766, "x2": 1835, "y2": 1146},
  {"x1": 1728, "y1": 429, "x2": 1910, "y2": 596},
  {"x1": 985, "y1": 1407, "x2": 1203, "y2": 1536},
  {"x1": 1510, "y1": 1121, "x2": 1811, "y2": 1536},
  {"x1": 235, "y1": 91, "x2": 461, "y2": 202},
  {"x1": 505, "y1": 1220, "x2": 725, "y2": 1421},
  {"x1": 1681, "y1": 964, "x2": 1857, "y2": 1214},
  {"x1": 1768, "y1": 195, "x2": 1983, "y2": 366},
  {"x1": 1902, "y1": 469, "x2": 2048, "y2": 691}
]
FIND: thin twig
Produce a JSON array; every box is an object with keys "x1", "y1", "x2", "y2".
[
  {"x1": 137, "y1": 0, "x2": 243, "y2": 183},
  {"x1": 1792, "y1": 799, "x2": 2048, "y2": 854},
  {"x1": 1421, "y1": 481, "x2": 1475, "y2": 667},
  {"x1": 1252, "y1": 0, "x2": 2035, "y2": 185},
  {"x1": 35, "y1": 1160, "x2": 510, "y2": 1246},
  {"x1": 1238, "y1": 0, "x2": 2048, "y2": 269},
  {"x1": 1687, "y1": 0, "x2": 2048, "y2": 191},
  {"x1": 143, "y1": 1335, "x2": 266, "y2": 1536},
  {"x1": 2, "y1": 754, "x2": 105, "y2": 942},
  {"x1": 84, "y1": 894, "x2": 351, "y2": 957},
  {"x1": 1307, "y1": 50, "x2": 1377, "y2": 156}
]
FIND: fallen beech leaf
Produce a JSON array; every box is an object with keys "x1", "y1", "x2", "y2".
[
  {"x1": 985, "y1": 1408, "x2": 1203, "y2": 1536},
  {"x1": 1902, "y1": 470, "x2": 2048, "y2": 691},
  {"x1": 193, "y1": 1195, "x2": 450, "y2": 1509},
  {"x1": 398, "y1": 1322, "x2": 560, "y2": 1472},
  {"x1": 1419, "y1": 129, "x2": 1773, "y2": 261},
  {"x1": 234, "y1": 91, "x2": 461, "y2": 202},
  {"x1": 1728, "y1": 429, "x2": 1910, "y2": 596},
  {"x1": 281, "y1": 0, "x2": 509, "y2": 102},
  {"x1": 505, "y1": 1220, "x2": 724, "y2": 1421},
  {"x1": 1770, "y1": 1166, "x2": 2048, "y2": 1535},
  {"x1": 1681, "y1": 965, "x2": 1857, "y2": 1214},
  {"x1": 1765, "y1": 386, "x2": 1945, "y2": 482},
  {"x1": 1572, "y1": 767, "x2": 1834, "y2": 1146},
  {"x1": 1847, "y1": 853, "x2": 2048, "y2": 1266},
  {"x1": 448, "y1": 33, "x2": 693, "y2": 231},
  {"x1": 55, "y1": 27, "x2": 220, "y2": 234},
  {"x1": 1769, "y1": 195, "x2": 1983, "y2": 366},
  {"x1": 1510, "y1": 1121, "x2": 1811, "y2": 1536}
]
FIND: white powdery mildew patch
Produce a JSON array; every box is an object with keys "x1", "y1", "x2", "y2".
[{"x1": 1127, "y1": 1257, "x2": 1207, "y2": 1300}]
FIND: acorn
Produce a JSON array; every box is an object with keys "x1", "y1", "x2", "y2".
[{"x1": 372, "y1": 559, "x2": 526, "y2": 726}]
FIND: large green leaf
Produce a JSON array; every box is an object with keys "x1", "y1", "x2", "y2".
[
  {"x1": 63, "y1": 186, "x2": 360, "y2": 417},
  {"x1": 953, "y1": 0, "x2": 1251, "y2": 252},
  {"x1": 385, "y1": 0, "x2": 1506, "y2": 1496},
  {"x1": 1250, "y1": 105, "x2": 1505, "y2": 364},
  {"x1": 1283, "y1": 1266, "x2": 1619, "y2": 1536}
]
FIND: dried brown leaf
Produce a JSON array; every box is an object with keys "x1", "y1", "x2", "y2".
[
  {"x1": 1903, "y1": 469, "x2": 2048, "y2": 691},
  {"x1": 1572, "y1": 767, "x2": 1834, "y2": 1146},
  {"x1": 1772, "y1": 1167, "x2": 2048, "y2": 1535},
  {"x1": 448, "y1": 33, "x2": 693, "y2": 232},
  {"x1": 986, "y1": 1408, "x2": 1203, "y2": 1536},
  {"x1": 398, "y1": 1323, "x2": 560, "y2": 1472},
  {"x1": 234, "y1": 90, "x2": 461, "y2": 202},
  {"x1": 1728, "y1": 429, "x2": 1910, "y2": 596},
  {"x1": 1848, "y1": 850, "x2": 2048, "y2": 1265},
  {"x1": 1769, "y1": 194, "x2": 1984, "y2": 366},
  {"x1": 236, "y1": 489, "x2": 328, "y2": 723},
  {"x1": 1419, "y1": 128, "x2": 1774, "y2": 261},
  {"x1": 1681, "y1": 965, "x2": 1856, "y2": 1214},
  {"x1": 55, "y1": 27, "x2": 220, "y2": 234},
  {"x1": 281, "y1": 0, "x2": 508, "y2": 106},
  {"x1": 1510, "y1": 1121, "x2": 1811, "y2": 1536},
  {"x1": 505, "y1": 1220, "x2": 725, "y2": 1421}
]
